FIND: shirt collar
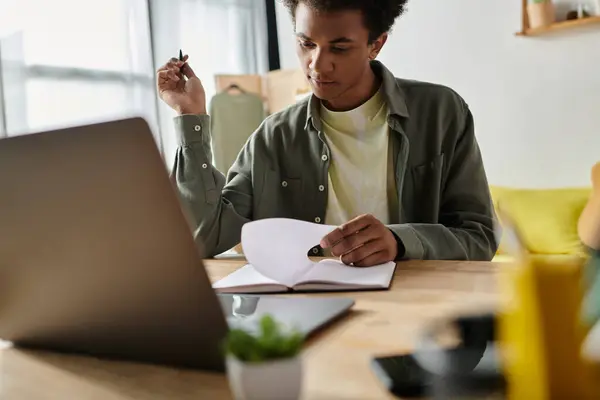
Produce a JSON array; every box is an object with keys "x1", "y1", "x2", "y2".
[{"x1": 305, "y1": 60, "x2": 410, "y2": 131}]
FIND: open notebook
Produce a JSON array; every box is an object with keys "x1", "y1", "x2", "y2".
[{"x1": 212, "y1": 218, "x2": 396, "y2": 293}]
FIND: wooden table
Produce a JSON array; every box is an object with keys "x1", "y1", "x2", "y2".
[{"x1": 0, "y1": 260, "x2": 500, "y2": 400}]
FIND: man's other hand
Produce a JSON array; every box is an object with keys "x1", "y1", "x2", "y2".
[
  {"x1": 157, "y1": 55, "x2": 207, "y2": 115},
  {"x1": 320, "y1": 214, "x2": 399, "y2": 267}
]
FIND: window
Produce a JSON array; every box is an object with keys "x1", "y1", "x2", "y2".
[
  {"x1": 0, "y1": 0, "x2": 269, "y2": 164},
  {"x1": 0, "y1": 0, "x2": 160, "y2": 148}
]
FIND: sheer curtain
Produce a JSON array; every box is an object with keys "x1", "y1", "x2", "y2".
[
  {"x1": 150, "y1": 0, "x2": 270, "y2": 166},
  {"x1": 0, "y1": 0, "x2": 159, "y2": 145}
]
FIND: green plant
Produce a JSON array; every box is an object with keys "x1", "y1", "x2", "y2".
[
  {"x1": 531, "y1": 0, "x2": 549, "y2": 4},
  {"x1": 223, "y1": 314, "x2": 305, "y2": 363}
]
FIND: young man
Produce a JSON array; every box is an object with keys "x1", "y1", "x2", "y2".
[{"x1": 156, "y1": 0, "x2": 498, "y2": 266}]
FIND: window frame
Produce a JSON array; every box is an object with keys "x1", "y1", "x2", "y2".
[{"x1": 4, "y1": 63, "x2": 162, "y2": 153}]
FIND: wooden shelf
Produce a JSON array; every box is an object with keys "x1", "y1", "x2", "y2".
[{"x1": 517, "y1": 15, "x2": 600, "y2": 37}]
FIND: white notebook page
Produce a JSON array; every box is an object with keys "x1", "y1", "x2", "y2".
[
  {"x1": 241, "y1": 218, "x2": 336, "y2": 286},
  {"x1": 297, "y1": 259, "x2": 396, "y2": 287},
  {"x1": 212, "y1": 264, "x2": 280, "y2": 289}
]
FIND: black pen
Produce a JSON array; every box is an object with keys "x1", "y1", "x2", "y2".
[{"x1": 178, "y1": 49, "x2": 185, "y2": 79}]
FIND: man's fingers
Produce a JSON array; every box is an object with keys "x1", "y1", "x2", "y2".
[
  {"x1": 353, "y1": 251, "x2": 389, "y2": 268},
  {"x1": 320, "y1": 228, "x2": 344, "y2": 249},
  {"x1": 330, "y1": 224, "x2": 380, "y2": 257},
  {"x1": 158, "y1": 59, "x2": 184, "y2": 72},
  {"x1": 320, "y1": 214, "x2": 374, "y2": 248},
  {"x1": 157, "y1": 64, "x2": 182, "y2": 76},
  {"x1": 340, "y1": 239, "x2": 385, "y2": 266},
  {"x1": 340, "y1": 214, "x2": 376, "y2": 236},
  {"x1": 162, "y1": 69, "x2": 179, "y2": 81},
  {"x1": 157, "y1": 70, "x2": 171, "y2": 82},
  {"x1": 157, "y1": 70, "x2": 179, "y2": 83},
  {"x1": 181, "y1": 62, "x2": 196, "y2": 79},
  {"x1": 169, "y1": 70, "x2": 181, "y2": 81}
]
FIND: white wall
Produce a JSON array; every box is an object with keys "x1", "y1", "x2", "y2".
[{"x1": 275, "y1": 0, "x2": 600, "y2": 188}]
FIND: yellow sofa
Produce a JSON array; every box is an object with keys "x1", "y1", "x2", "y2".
[{"x1": 490, "y1": 186, "x2": 592, "y2": 263}]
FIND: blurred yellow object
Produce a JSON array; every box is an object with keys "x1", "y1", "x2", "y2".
[
  {"x1": 490, "y1": 186, "x2": 591, "y2": 257},
  {"x1": 497, "y1": 212, "x2": 598, "y2": 399}
]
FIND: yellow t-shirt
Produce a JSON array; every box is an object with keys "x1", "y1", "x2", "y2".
[{"x1": 321, "y1": 87, "x2": 390, "y2": 227}]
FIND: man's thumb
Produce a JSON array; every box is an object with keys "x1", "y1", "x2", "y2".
[{"x1": 181, "y1": 63, "x2": 196, "y2": 79}]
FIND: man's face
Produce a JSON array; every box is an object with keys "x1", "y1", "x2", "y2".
[{"x1": 294, "y1": 3, "x2": 382, "y2": 107}]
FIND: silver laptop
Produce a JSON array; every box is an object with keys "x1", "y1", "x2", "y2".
[{"x1": 0, "y1": 117, "x2": 354, "y2": 371}]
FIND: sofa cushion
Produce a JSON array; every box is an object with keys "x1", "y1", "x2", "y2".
[{"x1": 490, "y1": 186, "x2": 591, "y2": 256}]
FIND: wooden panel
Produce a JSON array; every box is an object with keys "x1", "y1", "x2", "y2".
[
  {"x1": 214, "y1": 74, "x2": 264, "y2": 98},
  {"x1": 264, "y1": 69, "x2": 311, "y2": 114},
  {"x1": 213, "y1": 70, "x2": 311, "y2": 114}
]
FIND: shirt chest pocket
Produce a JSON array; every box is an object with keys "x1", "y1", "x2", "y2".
[
  {"x1": 405, "y1": 153, "x2": 445, "y2": 222},
  {"x1": 257, "y1": 171, "x2": 304, "y2": 219},
  {"x1": 280, "y1": 177, "x2": 303, "y2": 210}
]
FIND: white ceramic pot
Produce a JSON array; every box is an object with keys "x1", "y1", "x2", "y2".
[
  {"x1": 226, "y1": 355, "x2": 303, "y2": 400},
  {"x1": 527, "y1": 1, "x2": 556, "y2": 29}
]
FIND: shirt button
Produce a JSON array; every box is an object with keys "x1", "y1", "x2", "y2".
[
  {"x1": 318, "y1": 185, "x2": 325, "y2": 192},
  {"x1": 312, "y1": 248, "x2": 319, "y2": 254},
  {"x1": 201, "y1": 163, "x2": 208, "y2": 169},
  {"x1": 314, "y1": 217, "x2": 321, "y2": 223},
  {"x1": 281, "y1": 180, "x2": 288, "y2": 187},
  {"x1": 321, "y1": 154, "x2": 328, "y2": 161},
  {"x1": 194, "y1": 125, "x2": 201, "y2": 132}
]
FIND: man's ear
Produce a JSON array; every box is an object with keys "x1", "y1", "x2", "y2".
[{"x1": 369, "y1": 32, "x2": 388, "y2": 60}]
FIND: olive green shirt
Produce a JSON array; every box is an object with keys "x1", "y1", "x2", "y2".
[{"x1": 171, "y1": 61, "x2": 498, "y2": 260}]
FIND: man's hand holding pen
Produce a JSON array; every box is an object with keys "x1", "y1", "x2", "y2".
[{"x1": 157, "y1": 52, "x2": 207, "y2": 115}]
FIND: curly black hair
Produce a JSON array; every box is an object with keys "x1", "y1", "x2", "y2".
[{"x1": 281, "y1": 0, "x2": 408, "y2": 42}]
